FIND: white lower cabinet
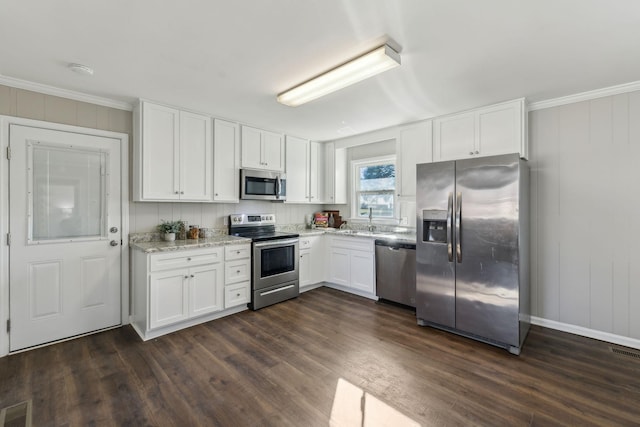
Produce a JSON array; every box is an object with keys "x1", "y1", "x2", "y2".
[
  {"x1": 224, "y1": 244, "x2": 251, "y2": 308},
  {"x1": 299, "y1": 235, "x2": 325, "y2": 289},
  {"x1": 132, "y1": 244, "x2": 249, "y2": 340},
  {"x1": 327, "y1": 237, "x2": 375, "y2": 296}
]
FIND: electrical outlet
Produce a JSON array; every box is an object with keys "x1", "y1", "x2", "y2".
[
  {"x1": 400, "y1": 217, "x2": 408, "y2": 225},
  {"x1": 223, "y1": 216, "x2": 228, "y2": 226}
]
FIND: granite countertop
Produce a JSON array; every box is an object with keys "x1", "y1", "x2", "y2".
[
  {"x1": 131, "y1": 235, "x2": 251, "y2": 253},
  {"x1": 299, "y1": 228, "x2": 416, "y2": 244}
]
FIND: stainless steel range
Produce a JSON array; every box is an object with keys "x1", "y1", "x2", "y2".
[{"x1": 229, "y1": 214, "x2": 299, "y2": 310}]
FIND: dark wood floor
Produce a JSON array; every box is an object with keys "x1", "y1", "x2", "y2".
[{"x1": 1, "y1": 287, "x2": 639, "y2": 426}]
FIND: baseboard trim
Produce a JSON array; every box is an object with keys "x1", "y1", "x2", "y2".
[{"x1": 531, "y1": 316, "x2": 640, "y2": 350}]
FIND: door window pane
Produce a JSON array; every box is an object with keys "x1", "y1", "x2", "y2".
[{"x1": 30, "y1": 144, "x2": 107, "y2": 241}]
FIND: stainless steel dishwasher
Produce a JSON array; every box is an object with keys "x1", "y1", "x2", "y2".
[{"x1": 374, "y1": 239, "x2": 416, "y2": 307}]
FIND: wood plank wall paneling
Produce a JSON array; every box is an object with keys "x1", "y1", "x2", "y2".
[{"x1": 530, "y1": 91, "x2": 640, "y2": 340}]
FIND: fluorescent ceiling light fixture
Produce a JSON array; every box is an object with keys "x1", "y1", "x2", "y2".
[{"x1": 277, "y1": 44, "x2": 401, "y2": 107}]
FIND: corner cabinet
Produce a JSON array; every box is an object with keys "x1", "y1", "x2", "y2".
[
  {"x1": 241, "y1": 125, "x2": 284, "y2": 171},
  {"x1": 131, "y1": 244, "x2": 250, "y2": 340},
  {"x1": 133, "y1": 101, "x2": 213, "y2": 201},
  {"x1": 324, "y1": 142, "x2": 347, "y2": 204},
  {"x1": 433, "y1": 98, "x2": 527, "y2": 162},
  {"x1": 213, "y1": 119, "x2": 240, "y2": 202},
  {"x1": 285, "y1": 137, "x2": 328, "y2": 204}
]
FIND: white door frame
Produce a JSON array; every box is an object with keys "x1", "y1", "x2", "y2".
[{"x1": 0, "y1": 116, "x2": 130, "y2": 357}]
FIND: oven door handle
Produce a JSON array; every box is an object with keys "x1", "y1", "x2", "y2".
[{"x1": 254, "y1": 238, "x2": 299, "y2": 248}]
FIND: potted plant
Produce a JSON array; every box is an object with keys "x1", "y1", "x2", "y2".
[{"x1": 157, "y1": 220, "x2": 183, "y2": 242}]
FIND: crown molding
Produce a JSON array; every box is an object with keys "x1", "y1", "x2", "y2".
[
  {"x1": 528, "y1": 80, "x2": 640, "y2": 111},
  {"x1": 0, "y1": 75, "x2": 133, "y2": 111}
]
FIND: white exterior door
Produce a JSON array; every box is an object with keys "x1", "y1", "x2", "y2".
[{"x1": 9, "y1": 124, "x2": 122, "y2": 351}]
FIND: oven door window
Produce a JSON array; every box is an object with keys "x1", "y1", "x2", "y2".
[
  {"x1": 246, "y1": 177, "x2": 276, "y2": 196},
  {"x1": 261, "y1": 245, "x2": 295, "y2": 277}
]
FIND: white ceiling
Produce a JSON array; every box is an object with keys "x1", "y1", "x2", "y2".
[{"x1": 1, "y1": 0, "x2": 640, "y2": 141}]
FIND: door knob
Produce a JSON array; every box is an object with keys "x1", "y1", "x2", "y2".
[
  {"x1": 110, "y1": 240, "x2": 119, "y2": 246},
  {"x1": 110, "y1": 227, "x2": 118, "y2": 233}
]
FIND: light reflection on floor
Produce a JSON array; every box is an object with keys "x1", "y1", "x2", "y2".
[{"x1": 330, "y1": 378, "x2": 421, "y2": 427}]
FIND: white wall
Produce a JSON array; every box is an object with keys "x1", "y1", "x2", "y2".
[{"x1": 529, "y1": 91, "x2": 640, "y2": 341}]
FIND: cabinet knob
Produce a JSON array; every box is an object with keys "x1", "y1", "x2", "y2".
[
  {"x1": 236, "y1": 270, "x2": 241, "y2": 273},
  {"x1": 475, "y1": 150, "x2": 479, "y2": 154},
  {"x1": 215, "y1": 193, "x2": 218, "y2": 196},
  {"x1": 469, "y1": 151, "x2": 474, "y2": 155},
  {"x1": 180, "y1": 191, "x2": 184, "y2": 194},
  {"x1": 190, "y1": 274, "x2": 194, "y2": 278},
  {"x1": 236, "y1": 293, "x2": 241, "y2": 297},
  {"x1": 187, "y1": 257, "x2": 192, "y2": 261},
  {"x1": 184, "y1": 275, "x2": 189, "y2": 279},
  {"x1": 175, "y1": 191, "x2": 179, "y2": 194}
]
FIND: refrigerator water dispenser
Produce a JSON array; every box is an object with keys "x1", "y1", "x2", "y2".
[{"x1": 422, "y1": 210, "x2": 447, "y2": 243}]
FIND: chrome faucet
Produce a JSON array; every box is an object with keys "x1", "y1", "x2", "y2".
[{"x1": 368, "y1": 207, "x2": 375, "y2": 232}]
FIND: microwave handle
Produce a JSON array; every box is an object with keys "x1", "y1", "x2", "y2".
[{"x1": 275, "y1": 175, "x2": 281, "y2": 197}]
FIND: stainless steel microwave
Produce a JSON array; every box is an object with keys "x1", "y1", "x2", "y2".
[{"x1": 240, "y1": 169, "x2": 286, "y2": 201}]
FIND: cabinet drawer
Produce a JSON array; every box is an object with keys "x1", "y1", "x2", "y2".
[
  {"x1": 225, "y1": 244, "x2": 251, "y2": 261},
  {"x1": 225, "y1": 259, "x2": 251, "y2": 284},
  {"x1": 150, "y1": 247, "x2": 223, "y2": 272},
  {"x1": 225, "y1": 281, "x2": 250, "y2": 309},
  {"x1": 329, "y1": 237, "x2": 373, "y2": 253}
]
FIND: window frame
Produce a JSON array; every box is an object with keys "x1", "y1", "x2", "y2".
[{"x1": 350, "y1": 155, "x2": 397, "y2": 222}]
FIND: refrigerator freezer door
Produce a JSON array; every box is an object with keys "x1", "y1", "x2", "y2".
[
  {"x1": 454, "y1": 153, "x2": 521, "y2": 346},
  {"x1": 416, "y1": 161, "x2": 456, "y2": 327}
]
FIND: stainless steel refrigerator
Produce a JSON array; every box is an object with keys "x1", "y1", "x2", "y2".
[{"x1": 416, "y1": 153, "x2": 529, "y2": 354}]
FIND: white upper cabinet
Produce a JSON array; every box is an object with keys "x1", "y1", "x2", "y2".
[
  {"x1": 213, "y1": 119, "x2": 240, "y2": 202},
  {"x1": 309, "y1": 141, "x2": 327, "y2": 203},
  {"x1": 285, "y1": 138, "x2": 329, "y2": 204},
  {"x1": 433, "y1": 98, "x2": 527, "y2": 162},
  {"x1": 285, "y1": 136, "x2": 310, "y2": 203},
  {"x1": 396, "y1": 120, "x2": 433, "y2": 198},
  {"x1": 134, "y1": 101, "x2": 212, "y2": 202},
  {"x1": 241, "y1": 125, "x2": 284, "y2": 171},
  {"x1": 325, "y1": 142, "x2": 347, "y2": 204}
]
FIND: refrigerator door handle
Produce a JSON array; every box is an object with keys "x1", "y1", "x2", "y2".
[
  {"x1": 456, "y1": 191, "x2": 462, "y2": 263},
  {"x1": 447, "y1": 192, "x2": 453, "y2": 262}
]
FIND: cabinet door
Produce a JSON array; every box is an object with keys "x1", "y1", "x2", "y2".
[
  {"x1": 325, "y1": 143, "x2": 348, "y2": 204},
  {"x1": 350, "y1": 251, "x2": 375, "y2": 293},
  {"x1": 285, "y1": 136, "x2": 310, "y2": 203},
  {"x1": 180, "y1": 111, "x2": 213, "y2": 201},
  {"x1": 149, "y1": 269, "x2": 188, "y2": 329},
  {"x1": 299, "y1": 250, "x2": 312, "y2": 287},
  {"x1": 241, "y1": 126, "x2": 263, "y2": 169},
  {"x1": 141, "y1": 103, "x2": 180, "y2": 200},
  {"x1": 433, "y1": 112, "x2": 476, "y2": 162},
  {"x1": 309, "y1": 141, "x2": 326, "y2": 203},
  {"x1": 397, "y1": 121, "x2": 432, "y2": 197},
  {"x1": 476, "y1": 102, "x2": 522, "y2": 158},
  {"x1": 189, "y1": 264, "x2": 224, "y2": 317},
  {"x1": 262, "y1": 130, "x2": 284, "y2": 171},
  {"x1": 309, "y1": 236, "x2": 325, "y2": 284},
  {"x1": 213, "y1": 119, "x2": 240, "y2": 202},
  {"x1": 329, "y1": 247, "x2": 350, "y2": 286}
]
